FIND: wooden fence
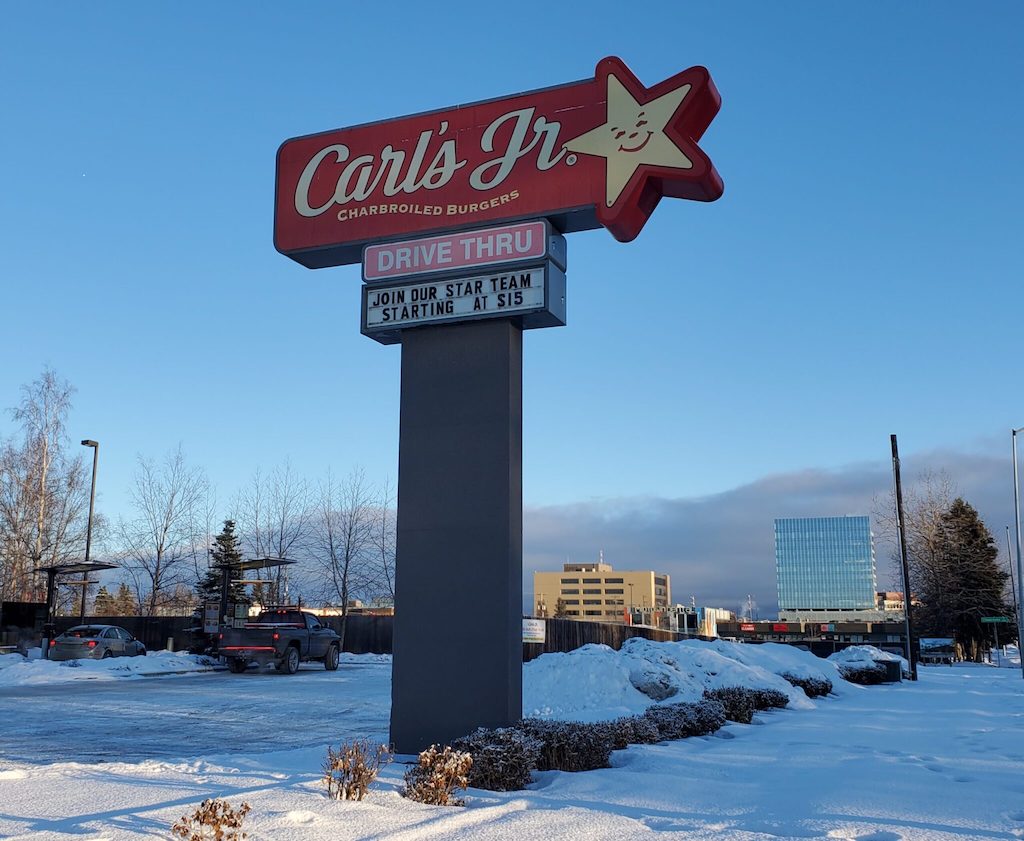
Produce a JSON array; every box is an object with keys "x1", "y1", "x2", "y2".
[{"x1": 24, "y1": 614, "x2": 695, "y2": 659}]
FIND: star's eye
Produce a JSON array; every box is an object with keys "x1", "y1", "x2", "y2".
[
  {"x1": 613, "y1": 129, "x2": 626, "y2": 139},
  {"x1": 636, "y1": 119, "x2": 648, "y2": 128}
]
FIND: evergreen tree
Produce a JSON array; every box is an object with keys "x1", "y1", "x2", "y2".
[
  {"x1": 93, "y1": 585, "x2": 115, "y2": 615},
  {"x1": 196, "y1": 520, "x2": 249, "y2": 606},
  {"x1": 113, "y1": 582, "x2": 136, "y2": 616},
  {"x1": 913, "y1": 497, "x2": 1011, "y2": 660}
]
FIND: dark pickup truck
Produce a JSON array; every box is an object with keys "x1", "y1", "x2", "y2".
[{"x1": 218, "y1": 609, "x2": 341, "y2": 674}]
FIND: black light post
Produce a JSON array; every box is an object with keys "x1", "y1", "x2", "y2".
[
  {"x1": 1011, "y1": 428, "x2": 1024, "y2": 679},
  {"x1": 80, "y1": 440, "x2": 99, "y2": 623}
]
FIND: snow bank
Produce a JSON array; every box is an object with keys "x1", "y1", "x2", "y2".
[
  {"x1": 523, "y1": 637, "x2": 841, "y2": 721},
  {"x1": 828, "y1": 644, "x2": 910, "y2": 675},
  {"x1": 0, "y1": 650, "x2": 222, "y2": 687}
]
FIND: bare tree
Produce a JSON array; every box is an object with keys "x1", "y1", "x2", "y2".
[
  {"x1": 311, "y1": 468, "x2": 377, "y2": 649},
  {"x1": 369, "y1": 476, "x2": 396, "y2": 605},
  {"x1": 235, "y1": 462, "x2": 310, "y2": 604},
  {"x1": 873, "y1": 469, "x2": 955, "y2": 597},
  {"x1": 116, "y1": 446, "x2": 207, "y2": 616},
  {"x1": 0, "y1": 368, "x2": 92, "y2": 603}
]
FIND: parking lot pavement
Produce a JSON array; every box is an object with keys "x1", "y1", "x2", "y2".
[{"x1": 0, "y1": 660, "x2": 391, "y2": 765}]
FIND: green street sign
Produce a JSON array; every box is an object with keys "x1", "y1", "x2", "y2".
[{"x1": 980, "y1": 616, "x2": 1011, "y2": 623}]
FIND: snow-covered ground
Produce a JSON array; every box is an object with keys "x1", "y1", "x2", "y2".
[{"x1": 2, "y1": 642, "x2": 1022, "y2": 840}]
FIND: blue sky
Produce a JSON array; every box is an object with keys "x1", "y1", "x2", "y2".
[{"x1": 2, "y1": 4, "x2": 1022, "y2": 612}]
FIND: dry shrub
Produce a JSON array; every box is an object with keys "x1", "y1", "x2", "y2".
[
  {"x1": 642, "y1": 699, "x2": 726, "y2": 741},
  {"x1": 704, "y1": 687, "x2": 757, "y2": 724},
  {"x1": 614, "y1": 714, "x2": 662, "y2": 746},
  {"x1": 781, "y1": 673, "x2": 833, "y2": 698},
  {"x1": 517, "y1": 719, "x2": 614, "y2": 772},
  {"x1": 750, "y1": 688, "x2": 789, "y2": 710},
  {"x1": 451, "y1": 726, "x2": 541, "y2": 791},
  {"x1": 322, "y1": 739, "x2": 391, "y2": 801},
  {"x1": 402, "y1": 745, "x2": 473, "y2": 806},
  {"x1": 838, "y1": 663, "x2": 887, "y2": 685},
  {"x1": 171, "y1": 798, "x2": 250, "y2": 841}
]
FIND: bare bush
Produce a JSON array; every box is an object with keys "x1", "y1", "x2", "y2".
[
  {"x1": 781, "y1": 673, "x2": 832, "y2": 698},
  {"x1": 516, "y1": 719, "x2": 614, "y2": 773},
  {"x1": 171, "y1": 798, "x2": 250, "y2": 841},
  {"x1": 451, "y1": 726, "x2": 541, "y2": 791},
  {"x1": 750, "y1": 688, "x2": 789, "y2": 710},
  {"x1": 402, "y1": 745, "x2": 472, "y2": 806},
  {"x1": 642, "y1": 699, "x2": 726, "y2": 741},
  {"x1": 838, "y1": 663, "x2": 887, "y2": 685},
  {"x1": 322, "y1": 740, "x2": 391, "y2": 801},
  {"x1": 704, "y1": 687, "x2": 757, "y2": 724},
  {"x1": 606, "y1": 714, "x2": 662, "y2": 747}
]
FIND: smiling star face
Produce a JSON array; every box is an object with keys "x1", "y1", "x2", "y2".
[
  {"x1": 612, "y1": 112, "x2": 653, "y2": 153},
  {"x1": 564, "y1": 73, "x2": 694, "y2": 208}
]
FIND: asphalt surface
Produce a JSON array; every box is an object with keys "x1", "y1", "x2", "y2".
[{"x1": 0, "y1": 661, "x2": 391, "y2": 765}]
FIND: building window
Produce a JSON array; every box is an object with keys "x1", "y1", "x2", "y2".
[
  {"x1": 560, "y1": 578, "x2": 578, "y2": 584},
  {"x1": 560, "y1": 588, "x2": 579, "y2": 595},
  {"x1": 655, "y1": 576, "x2": 667, "y2": 587},
  {"x1": 583, "y1": 599, "x2": 601, "y2": 605},
  {"x1": 562, "y1": 599, "x2": 579, "y2": 605},
  {"x1": 582, "y1": 578, "x2": 601, "y2": 584},
  {"x1": 584, "y1": 610, "x2": 602, "y2": 616},
  {"x1": 582, "y1": 588, "x2": 601, "y2": 594},
  {"x1": 566, "y1": 610, "x2": 579, "y2": 616},
  {"x1": 605, "y1": 578, "x2": 624, "y2": 584},
  {"x1": 606, "y1": 599, "x2": 623, "y2": 605},
  {"x1": 605, "y1": 610, "x2": 621, "y2": 616},
  {"x1": 605, "y1": 588, "x2": 623, "y2": 595}
]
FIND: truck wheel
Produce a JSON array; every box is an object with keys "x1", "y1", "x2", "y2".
[
  {"x1": 278, "y1": 645, "x2": 300, "y2": 675},
  {"x1": 324, "y1": 644, "x2": 340, "y2": 671},
  {"x1": 227, "y1": 658, "x2": 248, "y2": 674}
]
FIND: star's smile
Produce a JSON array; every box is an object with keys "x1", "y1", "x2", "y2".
[{"x1": 618, "y1": 131, "x2": 653, "y2": 153}]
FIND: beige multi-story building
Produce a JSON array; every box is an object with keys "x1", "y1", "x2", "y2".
[{"x1": 533, "y1": 561, "x2": 671, "y2": 624}]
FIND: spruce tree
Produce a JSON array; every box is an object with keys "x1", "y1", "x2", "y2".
[
  {"x1": 93, "y1": 586, "x2": 115, "y2": 615},
  {"x1": 113, "y1": 582, "x2": 136, "y2": 616},
  {"x1": 914, "y1": 497, "x2": 1011, "y2": 660},
  {"x1": 196, "y1": 520, "x2": 250, "y2": 606}
]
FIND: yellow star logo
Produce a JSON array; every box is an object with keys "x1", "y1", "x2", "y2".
[{"x1": 565, "y1": 72, "x2": 694, "y2": 208}]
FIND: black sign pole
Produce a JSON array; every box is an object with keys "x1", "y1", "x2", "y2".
[
  {"x1": 891, "y1": 434, "x2": 918, "y2": 680},
  {"x1": 390, "y1": 318, "x2": 523, "y2": 753}
]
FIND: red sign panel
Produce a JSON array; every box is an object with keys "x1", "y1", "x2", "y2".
[
  {"x1": 740, "y1": 623, "x2": 756, "y2": 632},
  {"x1": 275, "y1": 57, "x2": 723, "y2": 268},
  {"x1": 772, "y1": 623, "x2": 790, "y2": 633}
]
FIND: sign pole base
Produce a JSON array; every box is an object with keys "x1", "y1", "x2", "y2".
[{"x1": 390, "y1": 318, "x2": 523, "y2": 754}]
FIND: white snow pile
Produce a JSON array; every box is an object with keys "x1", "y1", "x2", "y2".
[
  {"x1": 0, "y1": 650, "x2": 221, "y2": 687},
  {"x1": 523, "y1": 637, "x2": 844, "y2": 721},
  {"x1": 828, "y1": 644, "x2": 910, "y2": 676}
]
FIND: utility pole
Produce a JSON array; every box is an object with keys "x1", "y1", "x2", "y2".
[
  {"x1": 890, "y1": 434, "x2": 918, "y2": 680},
  {"x1": 1007, "y1": 527, "x2": 1019, "y2": 631}
]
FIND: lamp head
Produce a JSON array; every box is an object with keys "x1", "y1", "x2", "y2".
[{"x1": 81, "y1": 440, "x2": 98, "y2": 447}]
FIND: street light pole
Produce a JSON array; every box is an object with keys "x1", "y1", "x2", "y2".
[
  {"x1": 80, "y1": 440, "x2": 99, "y2": 623},
  {"x1": 1012, "y1": 429, "x2": 1024, "y2": 679},
  {"x1": 628, "y1": 583, "x2": 634, "y2": 625}
]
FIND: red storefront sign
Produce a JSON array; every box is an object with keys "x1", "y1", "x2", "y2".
[
  {"x1": 740, "y1": 623, "x2": 756, "y2": 632},
  {"x1": 772, "y1": 623, "x2": 790, "y2": 632},
  {"x1": 275, "y1": 57, "x2": 723, "y2": 268}
]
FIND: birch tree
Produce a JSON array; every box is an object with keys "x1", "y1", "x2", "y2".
[
  {"x1": 116, "y1": 446, "x2": 207, "y2": 616},
  {"x1": 236, "y1": 462, "x2": 310, "y2": 604},
  {"x1": 0, "y1": 368, "x2": 92, "y2": 603},
  {"x1": 311, "y1": 468, "x2": 377, "y2": 649}
]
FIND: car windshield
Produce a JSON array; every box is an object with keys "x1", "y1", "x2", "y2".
[{"x1": 64, "y1": 627, "x2": 104, "y2": 638}]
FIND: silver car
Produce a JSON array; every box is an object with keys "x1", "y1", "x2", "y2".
[{"x1": 49, "y1": 625, "x2": 147, "y2": 661}]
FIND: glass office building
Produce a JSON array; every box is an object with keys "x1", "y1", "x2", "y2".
[{"x1": 775, "y1": 516, "x2": 877, "y2": 617}]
